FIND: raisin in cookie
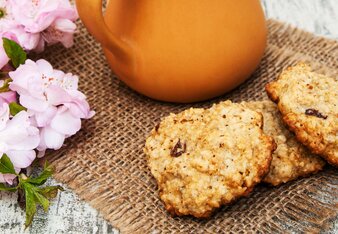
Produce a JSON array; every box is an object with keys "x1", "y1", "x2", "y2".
[
  {"x1": 266, "y1": 63, "x2": 338, "y2": 166},
  {"x1": 144, "y1": 101, "x2": 275, "y2": 218},
  {"x1": 244, "y1": 101, "x2": 325, "y2": 186}
]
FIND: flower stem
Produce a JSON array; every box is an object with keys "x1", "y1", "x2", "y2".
[{"x1": 0, "y1": 71, "x2": 9, "y2": 78}]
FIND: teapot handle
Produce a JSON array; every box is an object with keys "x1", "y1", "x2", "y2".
[{"x1": 75, "y1": 0, "x2": 132, "y2": 63}]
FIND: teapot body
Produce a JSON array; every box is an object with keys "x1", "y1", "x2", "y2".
[{"x1": 81, "y1": 0, "x2": 267, "y2": 102}]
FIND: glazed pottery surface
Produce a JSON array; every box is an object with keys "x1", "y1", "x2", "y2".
[{"x1": 76, "y1": 0, "x2": 267, "y2": 102}]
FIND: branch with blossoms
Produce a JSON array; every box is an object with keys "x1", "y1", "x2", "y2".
[{"x1": 0, "y1": 0, "x2": 94, "y2": 228}]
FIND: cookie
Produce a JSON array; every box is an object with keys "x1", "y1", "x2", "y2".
[
  {"x1": 144, "y1": 101, "x2": 275, "y2": 218},
  {"x1": 266, "y1": 63, "x2": 338, "y2": 166},
  {"x1": 244, "y1": 101, "x2": 325, "y2": 186}
]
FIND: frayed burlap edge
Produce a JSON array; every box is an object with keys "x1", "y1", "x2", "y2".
[{"x1": 39, "y1": 19, "x2": 338, "y2": 233}]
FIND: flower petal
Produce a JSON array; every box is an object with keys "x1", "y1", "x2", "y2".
[
  {"x1": 36, "y1": 59, "x2": 54, "y2": 75},
  {"x1": 19, "y1": 94, "x2": 49, "y2": 112},
  {"x1": 0, "y1": 173, "x2": 17, "y2": 185},
  {"x1": 34, "y1": 106, "x2": 57, "y2": 127},
  {"x1": 0, "y1": 91, "x2": 17, "y2": 104},
  {"x1": 0, "y1": 45, "x2": 9, "y2": 70},
  {"x1": 46, "y1": 85, "x2": 72, "y2": 105},
  {"x1": 6, "y1": 150, "x2": 36, "y2": 168},
  {"x1": 54, "y1": 19, "x2": 76, "y2": 33},
  {"x1": 0, "y1": 111, "x2": 39, "y2": 150},
  {"x1": 0, "y1": 103, "x2": 9, "y2": 131},
  {"x1": 42, "y1": 126, "x2": 65, "y2": 150},
  {"x1": 7, "y1": 129, "x2": 40, "y2": 151},
  {"x1": 50, "y1": 108, "x2": 81, "y2": 135},
  {"x1": 37, "y1": 150, "x2": 46, "y2": 158}
]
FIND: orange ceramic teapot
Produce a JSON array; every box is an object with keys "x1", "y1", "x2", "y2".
[{"x1": 76, "y1": 0, "x2": 267, "y2": 103}]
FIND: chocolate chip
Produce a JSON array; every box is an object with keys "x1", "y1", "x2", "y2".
[
  {"x1": 305, "y1": 108, "x2": 327, "y2": 119},
  {"x1": 170, "y1": 139, "x2": 186, "y2": 157}
]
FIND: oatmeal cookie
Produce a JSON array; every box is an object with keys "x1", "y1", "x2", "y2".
[
  {"x1": 266, "y1": 63, "x2": 338, "y2": 166},
  {"x1": 244, "y1": 101, "x2": 325, "y2": 186},
  {"x1": 144, "y1": 101, "x2": 275, "y2": 218}
]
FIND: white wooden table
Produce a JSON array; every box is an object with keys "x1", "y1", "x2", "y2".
[{"x1": 1, "y1": 0, "x2": 337, "y2": 233}]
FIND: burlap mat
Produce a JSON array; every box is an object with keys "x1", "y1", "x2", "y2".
[{"x1": 37, "y1": 19, "x2": 338, "y2": 233}]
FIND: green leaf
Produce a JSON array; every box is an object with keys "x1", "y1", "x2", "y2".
[
  {"x1": 0, "y1": 78, "x2": 11, "y2": 92},
  {"x1": 21, "y1": 182, "x2": 50, "y2": 226},
  {"x1": 21, "y1": 184, "x2": 37, "y2": 229},
  {"x1": 20, "y1": 181, "x2": 57, "y2": 228},
  {"x1": 0, "y1": 183, "x2": 17, "y2": 192},
  {"x1": 33, "y1": 189, "x2": 50, "y2": 212},
  {"x1": 27, "y1": 163, "x2": 54, "y2": 186},
  {"x1": 2, "y1": 38, "x2": 27, "y2": 68},
  {"x1": 16, "y1": 161, "x2": 63, "y2": 228},
  {"x1": 9, "y1": 102, "x2": 26, "y2": 116},
  {"x1": 0, "y1": 154, "x2": 16, "y2": 175},
  {"x1": 39, "y1": 186, "x2": 64, "y2": 199}
]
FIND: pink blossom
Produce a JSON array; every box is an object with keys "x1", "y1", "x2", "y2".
[
  {"x1": 9, "y1": 59, "x2": 94, "y2": 155},
  {"x1": 9, "y1": 0, "x2": 78, "y2": 51},
  {"x1": 42, "y1": 18, "x2": 76, "y2": 48},
  {"x1": 2, "y1": 23, "x2": 41, "y2": 51},
  {"x1": 0, "y1": 0, "x2": 77, "y2": 65},
  {"x1": 0, "y1": 103, "x2": 40, "y2": 184},
  {"x1": 9, "y1": 0, "x2": 77, "y2": 33},
  {"x1": 0, "y1": 4, "x2": 40, "y2": 68},
  {"x1": 9, "y1": 59, "x2": 62, "y2": 112}
]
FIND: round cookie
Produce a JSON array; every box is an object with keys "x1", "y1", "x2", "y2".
[
  {"x1": 266, "y1": 63, "x2": 338, "y2": 166},
  {"x1": 244, "y1": 101, "x2": 325, "y2": 186},
  {"x1": 144, "y1": 101, "x2": 275, "y2": 218}
]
